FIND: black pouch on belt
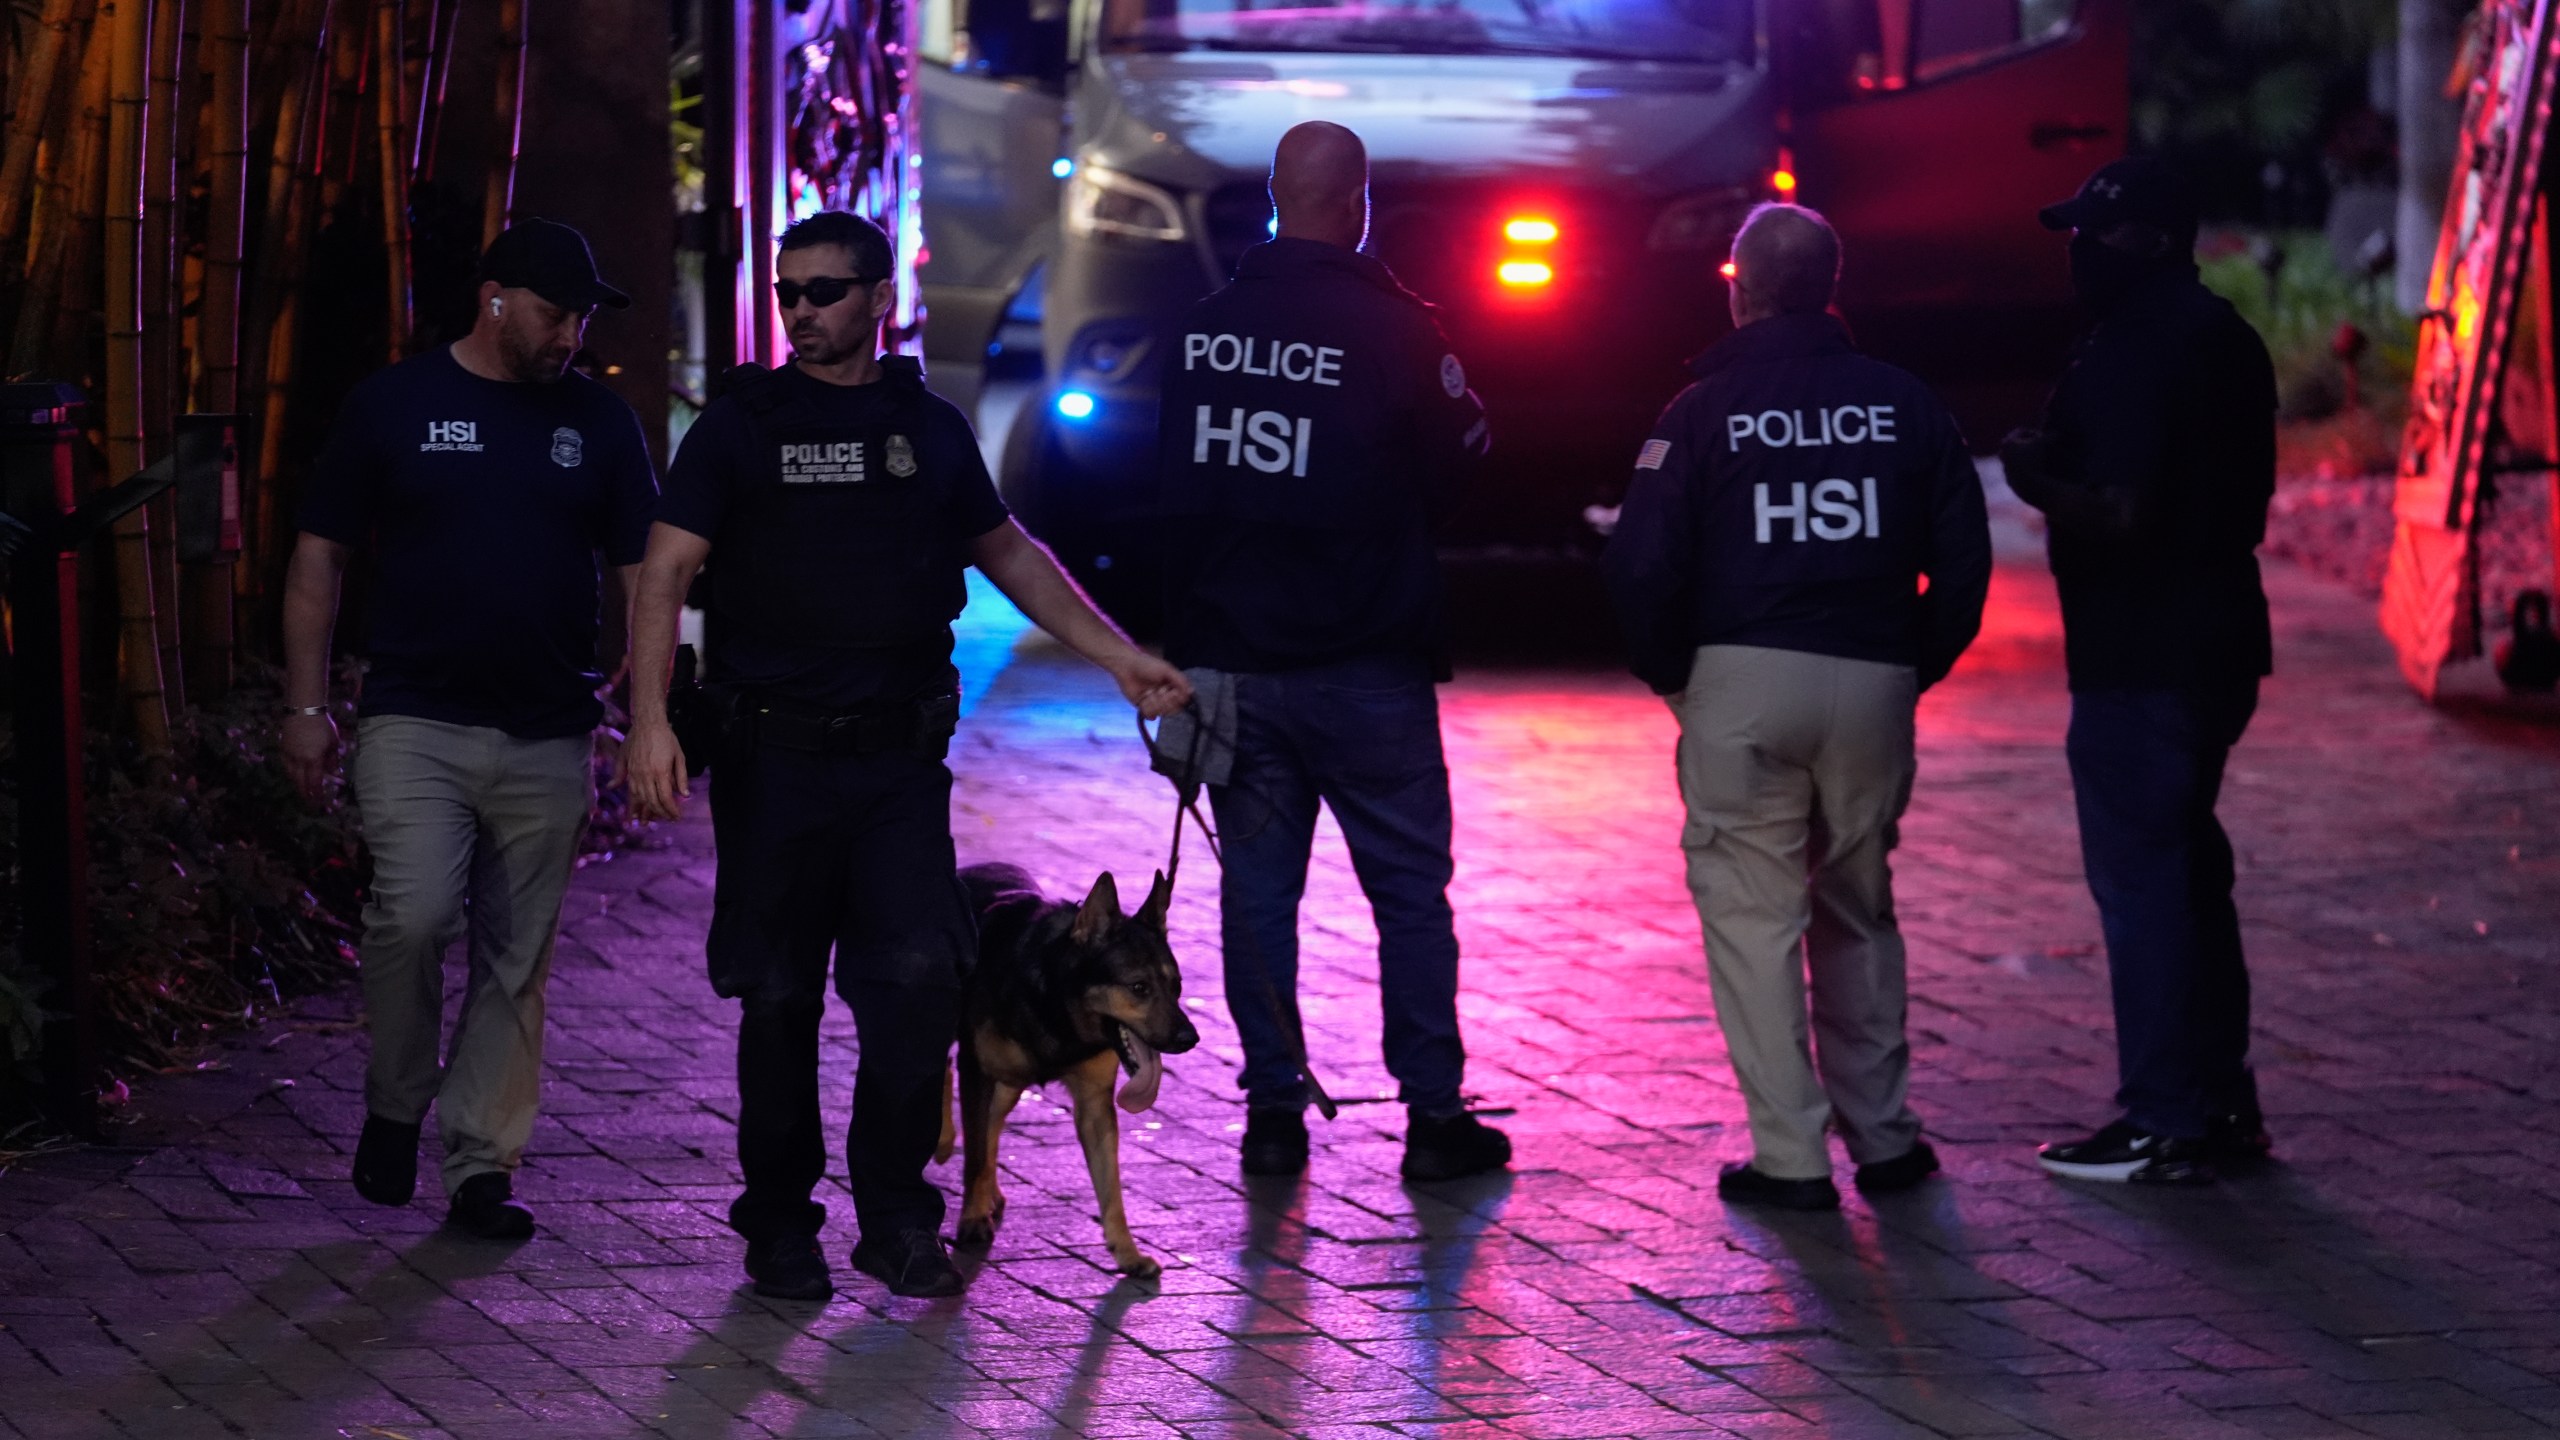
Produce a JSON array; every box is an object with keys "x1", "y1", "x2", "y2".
[
  {"x1": 664, "y1": 644, "x2": 726, "y2": 777},
  {"x1": 910, "y1": 687, "x2": 961, "y2": 762}
]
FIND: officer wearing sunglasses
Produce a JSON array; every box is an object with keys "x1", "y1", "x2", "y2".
[{"x1": 621, "y1": 211, "x2": 1190, "y2": 1304}]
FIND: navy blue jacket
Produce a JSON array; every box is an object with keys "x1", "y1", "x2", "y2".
[
  {"x1": 1158, "y1": 238, "x2": 1489, "y2": 673},
  {"x1": 2022, "y1": 267, "x2": 2276, "y2": 692},
  {"x1": 1603, "y1": 312, "x2": 1992, "y2": 695}
]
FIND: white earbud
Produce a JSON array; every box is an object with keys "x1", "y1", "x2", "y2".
[{"x1": 490, "y1": 299, "x2": 503, "y2": 316}]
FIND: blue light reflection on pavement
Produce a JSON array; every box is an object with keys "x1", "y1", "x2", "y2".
[{"x1": 953, "y1": 567, "x2": 1035, "y2": 718}]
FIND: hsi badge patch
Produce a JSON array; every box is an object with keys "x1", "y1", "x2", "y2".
[
  {"x1": 885, "y1": 434, "x2": 917, "y2": 478},
  {"x1": 550, "y1": 427, "x2": 584, "y2": 468},
  {"x1": 1636, "y1": 438, "x2": 1672, "y2": 470},
  {"x1": 1440, "y1": 354, "x2": 1466, "y2": 398}
]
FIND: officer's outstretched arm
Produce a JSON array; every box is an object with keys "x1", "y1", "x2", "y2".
[
  {"x1": 621, "y1": 521, "x2": 713, "y2": 820},
  {"x1": 968, "y1": 519, "x2": 1192, "y2": 719}
]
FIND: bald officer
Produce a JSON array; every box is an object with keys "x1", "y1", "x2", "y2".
[
  {"x1": 1604, "y1": 204, "x2": 1991, "y2": 1211},
  {"x1": 1157, "y1": 122, "x2": 1509, "y2": 1183}
]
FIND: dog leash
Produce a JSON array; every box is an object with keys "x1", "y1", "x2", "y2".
[{"x1": 1142, "y1": 705, "x2": 1341, "y2": 1122}]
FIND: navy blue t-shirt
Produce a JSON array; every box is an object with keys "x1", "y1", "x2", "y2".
[
  {"x1": 299, "y1": 348, "x2": 659, "y2": 738},
  {"x1": 656, "y1": 361, "x2": 1010, "y2": 709}
]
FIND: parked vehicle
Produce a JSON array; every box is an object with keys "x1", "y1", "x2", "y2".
[{"x1": 917, "y1": 0, "x2": 2126, "y2": 606}]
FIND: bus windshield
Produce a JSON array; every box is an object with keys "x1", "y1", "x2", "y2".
[{"x1": 1099, "y1": 0, "x2": 1756, "y2": 65}]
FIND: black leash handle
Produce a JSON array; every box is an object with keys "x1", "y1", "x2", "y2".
[{"x1": 1141, "y1": 707, "x2": 1340, "y2": 1122}]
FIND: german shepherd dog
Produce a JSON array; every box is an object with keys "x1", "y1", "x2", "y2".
[{"x1": 948, "y1": 863, "x2": 1200, "y2": 1277}]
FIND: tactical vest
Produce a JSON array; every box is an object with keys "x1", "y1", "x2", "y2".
[{"x1": 706, "y1": 358, "x2": 968, "y2": 650}]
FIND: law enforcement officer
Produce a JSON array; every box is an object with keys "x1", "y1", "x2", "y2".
[
  {"x1": 619, "y1": 212, "x2": 1189, "y2": 1301},
  {"x1": 1157, "y1": 121, "x2": 1510, "y2": 1182},
  {"x1": 1603, "y1": 204, "x2": 1991, "y2": 1211},
  {"x1": 2002, "y1": 158, "x2": 2279, "y2": 1185},
  {"x1": 281, "y1": 219, "x2": 658, "y2": 1239}
]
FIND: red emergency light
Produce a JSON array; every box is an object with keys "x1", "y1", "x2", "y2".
[{"x1": 1497, "y1": 260, "x2": 1554, "y2": 287}]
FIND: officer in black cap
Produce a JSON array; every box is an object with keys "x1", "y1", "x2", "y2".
[
  {"x1": 620, "y1": 211, "x2": 1189, "y2": 1301},
  {"x1": 1603, "y1": 202, "x2": 1990, "y2": 1212},
  {"x1": 283, "y1": 217, "x2": 655, "y2": 1241},
  {"x1": 1157, "y1": 121, "x2": 1509, "y2": 1184},
  {"x1": 2002, "y1": 156, "x2": 2280, "y2": 1186}
]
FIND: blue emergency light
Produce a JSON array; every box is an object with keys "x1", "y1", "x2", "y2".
[{"x1": 1055, "y1": 390, "x2": 1097, "y2": 420}]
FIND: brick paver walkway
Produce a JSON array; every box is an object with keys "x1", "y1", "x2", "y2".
[{"x1": 4, "y1": 524, "x2": 2558, "y2": 1438}]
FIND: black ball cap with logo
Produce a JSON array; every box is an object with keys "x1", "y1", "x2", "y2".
[
  {"x1": 2037, "y1": 156, "x2": 2199, "y2": 247},
  {"x1": 482, "y1": 218, "x2": 632, "y2": 311}
]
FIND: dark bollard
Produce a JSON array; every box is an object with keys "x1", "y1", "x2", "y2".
[
  {"x1": 0, "y1": 387, "x2": 246, "y2": 1137},
  {"x1": 0, "y1": 382, "x2": 101, "y2": 1138}
]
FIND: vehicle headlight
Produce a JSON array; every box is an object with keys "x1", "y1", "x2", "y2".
[
  {"x1": 1064, "y1": 165, "x2": 1189, "y2": 243},
  {"x1": 1648, "y1": 187, "x2": 1757, "y2": 254}
]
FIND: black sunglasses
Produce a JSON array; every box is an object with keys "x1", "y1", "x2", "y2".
[{"x1": 774, "y1": 275, "x2": 881, "y2": 310}]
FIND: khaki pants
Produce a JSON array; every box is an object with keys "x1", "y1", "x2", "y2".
[
  {"x1": 1675, "y1": 645, "x2": 1923, "y2": 1179},
  {"x1": 350, "y1": 716, "x2": 590, "y2": 1195}
]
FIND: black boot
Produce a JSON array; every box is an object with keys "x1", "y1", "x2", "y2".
[
  {"x1": 352, "y1": 1115, "x2": 421, "y2": 1207},
  {"x1": 1241, "y1": 1107, "x2": 1309, "y2": 1177},
  {"x1": 1401, "y1": 1110, "x2": 1511, "y2": 1182},
  {"x1": 444, "y1": 1172, "x2": 536, "y2": 1241},
  {"x1": 1717, "y1": 1162, "x2": 1840, "y2": 1211},
  {"x1": 1852, "y1": 1139, "x2": 1941, "y2": 1196},
  {"x1": 744, "y1": 1232, "x2": 834, "y2": 1301},
  {"x1": 850, "y1": 1227, "x2": 964, "y2": 1298}
]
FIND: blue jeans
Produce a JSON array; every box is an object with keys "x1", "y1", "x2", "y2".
[
  {"x1": 2065, "y1": 682, "x2": 2261, "y2": 1139},
  {"x1": 1208, "y1": 655, "x2": 1466, "y2": 1115}
]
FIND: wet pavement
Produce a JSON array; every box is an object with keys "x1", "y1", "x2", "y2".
[{"x1": 3, "y1": 524, "x2": 2559, "y2": 1438}]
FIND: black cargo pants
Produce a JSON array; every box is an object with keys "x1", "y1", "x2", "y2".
[{"x1": 706, "y1": 732, "x2": 973, "y2": 1245}]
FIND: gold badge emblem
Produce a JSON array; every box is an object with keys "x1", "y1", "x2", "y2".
[{"x1": 885, "y1": 433, "x2": 917, "y2": 478}]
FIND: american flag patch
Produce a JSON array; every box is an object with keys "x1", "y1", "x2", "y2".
[{"x1": 1636, "y1": 438, "x2": 1672, "y2": 470}]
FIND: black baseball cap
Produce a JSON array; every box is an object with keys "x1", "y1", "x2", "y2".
[
  {"x1": 482, "y1": 218, "x2": 631, "y2": 311},
  {"x1": 2038, "y1": 156, "x2": 2199, "y2": 241}
]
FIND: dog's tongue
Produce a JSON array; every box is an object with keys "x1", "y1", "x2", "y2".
[{"x1": 1116, "y1": 1031, "x2": 1164, "y2": 1114}]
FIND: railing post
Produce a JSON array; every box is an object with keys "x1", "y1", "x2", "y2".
[{"x1": 0, "y1": 380, "x2": 100, "y2": 1140}]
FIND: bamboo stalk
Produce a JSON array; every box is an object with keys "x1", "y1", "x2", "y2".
[
  {"x1": 0, "y1": 0, "x2": 85, "y2": 259},
  {"x1": 199, "y1": 0, "x2": 246, "y2": 411},
  {"x1": 245, "y1": 0, "x2": 331, "y2": 599},
  {"x1": 186, "y1": 0, "x2": 247, "y2": 701},
  {"x1": 483, "y1": 0, "x2": 523, "y2": 247},
  {"x1": 372, "y1": 0, "x2": 409, "y2": 357},
  {"x1": 318, "y1": 0, "x2": 361, "y2": 211},
  {"x1": 3, "y1": 0, "x2": 98, "y2": 357},
  {"x1": 142, "y1": 0, "x2": 189, "y2": 714},
  {"x1": 106, "y1": 0, "x2": 173, "y2": 753},
  {"x1": 9, "y1": 0, "x2": 111, "y2": 376},
  {"x1": 409, "y1": 0, "x2": 451, "y2": 181}
]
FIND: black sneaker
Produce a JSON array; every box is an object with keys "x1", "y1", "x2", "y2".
[
  {"x1": 2037, "y1": 1120, "x2": 2215, "y2": 1185},
  {"x1": 444, "y1": 1172, "x2": 536, "y2": 1240},
  {"x1": 2205, "y1": 1111, "x2": 2273, "y2": 1164},
  {"x1": 850, "y1": 1228, "x2": 965, "y2": 1298},
  {"x1": 1241, "y1": 1107, "x2": 1309, "y2": 1177},
  {"x1": 1852, "y1": 1139, "x2": 1941, "y2": 1196},
  {"x1": 744, "y1": 1233, "x2": 834, "y2": 1301},
  {"x1": 1402, "y1": 1111, "x2": 1512, "y2": 1182},
  {"x1": 352, "y1": 1114, "x2": 421, "y2": 1207},
  {"x1": 1717, "y1": 1162, "x2": 1841, "y2": 1211}
]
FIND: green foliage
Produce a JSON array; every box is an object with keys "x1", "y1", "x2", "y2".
[
  {"x1": 0, "y1": 673, "x2": 370, "y2": 1124},
  {"x1": 2134, "y1": 0, "x2": 2399, "y2": 218},
  {"x1": 2198, "y1": 227, "x2": 2416, "y2": 428}
]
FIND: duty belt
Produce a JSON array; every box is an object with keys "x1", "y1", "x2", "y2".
[{"x1": 736, "y1": 690, "x2": 959, "y2": 757}]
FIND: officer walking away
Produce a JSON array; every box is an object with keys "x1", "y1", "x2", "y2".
[
  {"x1": 2002, "y1": 158, "x2": 2278, "y2": 1186},
  {"x1": 620, "y1": 212, "x2": 1189, "y2": 1302},
  {"x1": 1603, "y1": 204, "x2": 1991, "y2": 1211},
  {"x1": 1158, "y1": 121, "x2": 1510, "y2": 1183},
  {"x1": 280, "y1": 220, "x2": 659, "y2": 1239}
]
